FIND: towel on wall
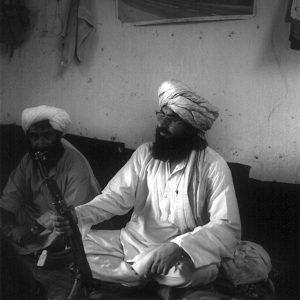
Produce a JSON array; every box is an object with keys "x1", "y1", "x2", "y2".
[
  {"x1": 61, "y1": 0, "x2": 95, "y2": 67},
  {"x1": 286, "y1": 0, "x2": 300, "y2": 50}
]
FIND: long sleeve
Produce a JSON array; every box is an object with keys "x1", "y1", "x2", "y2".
[
  {"x1": 75, "y1": 145, "x2": 146, "y2": 236},
  {"x1": 60, "y1": 151, "x2": 100, "y2": 207},
  {"x1": 0, "y1": 156, "x2": 28, "y2": 215},
  {"x1": 171, "y1": 153, "x2": 241, "y2": 269}
]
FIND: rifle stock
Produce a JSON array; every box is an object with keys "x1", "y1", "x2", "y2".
[{"x1": 34, "y1": 151, "x2": 93, "y2": 296}]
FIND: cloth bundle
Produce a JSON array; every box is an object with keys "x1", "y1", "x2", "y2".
[{"x1": 221, "y1": 241, "x2": 272, "y2": 286}]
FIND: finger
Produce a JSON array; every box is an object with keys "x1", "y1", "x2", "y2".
[
  {"x1": 50, "y1": 214, "x2": 59, "y2": 221},
  {"x1": 54, "y1": 220, "x2": 70, "y2": 228},
  {"x1": 156, "y1": 262, "x2": 165, "y2": 275},
  {"x1": 57, "y1": 217, "x2": 68, "y2": 223},
  {"x1": 55, "y1": 225, "x2": 72, "y2": 237},
  {"x1": 53, "y1": 219, "x2": 70, "y2": 229},
  {"x1": 161, "y1": 265, "x2": 170, "y2": 276},
  {"x1": 50, "y1": 215, "x2": 66, "y2": 222},
  {"x1": 142, "y1": 258, "x2": 154, "y2": 276},
  {"x1": 55, "y1": 224, "x2": 71, "y2": 233},
  {"x1": 55, "y1": 226, "x2": 69, "y2": 232},
  {"x1": 150, "y1": 261, "x2": 159, "y2": 274}
]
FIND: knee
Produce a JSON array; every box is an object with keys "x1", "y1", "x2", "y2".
[
  {"x1": 189, "y1": 264, "x2": 219, "y2": 287},
  {"x1": 178, "y1": 262, "x2": 219, "y2": 287}
]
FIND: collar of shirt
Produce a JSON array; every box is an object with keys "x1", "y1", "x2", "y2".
[{"x1": 167, "y1": 157, "x2": 189, "y2": 175}]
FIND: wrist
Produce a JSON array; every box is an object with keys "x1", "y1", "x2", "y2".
[
  {"x1": 30, "y1": 222, "x2": 44, "y2": 235},
  {"x1": 30, "y1": 224, "x2": 39, "y2": 235},
  {"x1": 169, "y1": 242, "x2": 185, "y2": 258}
]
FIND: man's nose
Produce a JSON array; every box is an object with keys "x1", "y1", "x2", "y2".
[
  {"x1": 157, "y1": 116, "x2": 169, "y2": 128},
  {"x1": 33, "y1": 136, "x2": 48, "y2": 148}
]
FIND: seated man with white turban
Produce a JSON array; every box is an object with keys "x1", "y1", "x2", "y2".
[
  {"x1": 53, "y1": 80, "x2": 241, "y2": 295},
  {"x1": 0, "y1": 105, "x2": 101, "y2": 257}
]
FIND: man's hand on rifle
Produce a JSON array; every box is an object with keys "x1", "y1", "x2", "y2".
[{"x1": 51, "y1": 214, "x2": 73, "y2": 236}]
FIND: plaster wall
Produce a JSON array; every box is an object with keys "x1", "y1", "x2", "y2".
[{"x1": 0, "y1": 0, "x2": 300, "y2": 183}]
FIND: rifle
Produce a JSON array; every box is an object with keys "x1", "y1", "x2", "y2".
[{"x1": 34, "y1": 151, "x2": 93, "y2": 299}]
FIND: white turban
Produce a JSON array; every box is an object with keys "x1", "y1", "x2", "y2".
[
  {"x1": 21, "y1": 105, "x2": 71, "y2": 134},
  {"x1": 158, "y1": 79, "x2": 219, "y2": 132}
]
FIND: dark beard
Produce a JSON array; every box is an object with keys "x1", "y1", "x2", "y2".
[
  {"x1": 29, "y1": 139, "x2": 65, "y2": 170},
  {"x1": 151, "y1": 127, "x2": 207, "y2": 162}
]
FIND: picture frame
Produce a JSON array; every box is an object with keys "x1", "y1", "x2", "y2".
[{"x1": 117, "y1": 0, "x2": 257, "y2": 26}]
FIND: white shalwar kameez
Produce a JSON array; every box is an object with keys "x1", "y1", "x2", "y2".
[{"x1": 75, "y1": 143, "x2": 241, "y2": 287}]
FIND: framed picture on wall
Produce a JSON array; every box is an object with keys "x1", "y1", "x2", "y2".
[{"x1": 116, "y1": 0, "x2": 257, "y2": 26}]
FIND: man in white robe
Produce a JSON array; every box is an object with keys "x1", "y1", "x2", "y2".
[{"x1": 54, "y1": 80, "x2": 241, "y2": 289}]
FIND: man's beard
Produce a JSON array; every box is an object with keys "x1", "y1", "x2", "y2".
[
  {"x1": 29, "y1": 139, "x2": 65, "y2": 170},
  {"x1": 151, "y1": 127, "x2": 206, "y2": 162}
]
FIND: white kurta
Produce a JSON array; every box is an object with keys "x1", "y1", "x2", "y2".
[{"x1": 76, "y1": 143, "x2": 241, "y2": 271}]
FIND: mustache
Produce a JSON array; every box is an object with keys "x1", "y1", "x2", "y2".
[
  {"x1": 157, "y1": 127, "x2": 169, "y2": 135},
  {"x1": 28, "y1": 139, "x2": 64, "y2": 164},
  {"x1": 32, "y1": 146, "x2": 52, "y2": 153}
]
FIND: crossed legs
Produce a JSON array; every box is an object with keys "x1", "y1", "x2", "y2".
[{"x1": 83, "y1": 229, "x2": 218, "y2": 288}]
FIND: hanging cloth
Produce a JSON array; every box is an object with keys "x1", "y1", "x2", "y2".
[
  {"x1": 60, "y1": 0, "x2": 95, "y2": 67},
  {"x1": 0, "y1": 0, "x2": 30, "y2": 57},
  {"x1": 286, "y1": 0, "x2": 300, "y2": 50}
]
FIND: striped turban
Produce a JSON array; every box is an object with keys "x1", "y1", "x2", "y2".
[
  {"x1": 158, "y1": 79, "x2": 219, "y2": 132},
  {"x1": 21, "y1": 105, "x2": 71, "y2": 134}
]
